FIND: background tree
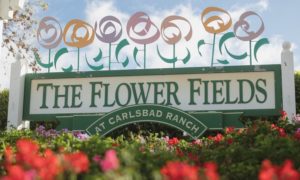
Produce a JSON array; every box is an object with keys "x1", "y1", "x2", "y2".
[
  {"x1": 0, "y1": 89, "x2": 9, "y2": 130},
  {"x1": 1, "y1": 0, "x2": 48, "y2": 72}
]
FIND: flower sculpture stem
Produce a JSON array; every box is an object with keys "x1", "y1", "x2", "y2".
[
  {"x1": 173, "y1": 44, "x2": 176, "y2": 68},
  {"x1": 211, "y1": 33, "x2": 216, "y2": 67},
  {"x1": 249, "y1": 40, "x2": 252, "y2": 65},
  {"x1": 48, "y1": 49, "x2": 51, "y2": 73},
  {"x1": 109, "y1": 43, "x2": 112, "y2": 70},
  {"x1": 77, "y1": 48, "x2": 80, "y2": 72},
  {"x1": 144, "y1": 44, "x2": 147, "y2": 69}
]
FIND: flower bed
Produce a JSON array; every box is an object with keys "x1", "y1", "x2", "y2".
[{"x1": 1, "y1": 119, "x2": 300, "y2": 179}]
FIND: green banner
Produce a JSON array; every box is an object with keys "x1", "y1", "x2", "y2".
[{"x1": 86, "y1": 104, "x2": 208, "y2": 139}]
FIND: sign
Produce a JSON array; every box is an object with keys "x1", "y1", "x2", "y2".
[
  {"x1": 14, "y1": 6, "x2": 288, "y2": 138},
  {"x1": 23, "y1": 65, "x2": 282, "y2": 137}
]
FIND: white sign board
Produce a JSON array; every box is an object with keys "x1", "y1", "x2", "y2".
[{"x1": 28, "y1": 71, "x2": 276, "y2": 115}]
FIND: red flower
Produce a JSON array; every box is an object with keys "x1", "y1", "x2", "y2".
[
  {"x1": 161, "y1": 161, "x2": 199, "y2": 180},
  {"x1": 176, "y1": 147, "x2": 184, "y2": 157},
  {"x1": 39, "y1": 149, "x2": 61, "y2": 180},
  {"x1": 208, "y1": 134, "x2": 224, "y2": 144},
  {"x1": 280, "y1": 110, "x2": 287, "y2": 116},
  {"x1": 203, "y1": 162, "x2": 220, "y2": 180},
  {"x1": 2, "y1": 165, "x2": 33, "y2": 180},
  {"x1": 227, "y1": 138, "x2": 234, "y2": 145},
  {"x1": 188, "y1": 153, "x2": 199, "y2": 163},
  {"x1": 278, "y1": 128, "x2": 287, "y2": 137},
  {"x1": 4, "y1": 146, "x2": 14, "y2": 166},
  {"x1": 279, "y1": 160, "x2": 300, "y2": 180},
  {"x1": 64, "y1": 151, "x2": 89, "y2": 174},
  {"x1": 280, "y1": 110, "x2": 288, "y2": 120},
  {"x1": 99, "y1": 149, "x2": 119, "y2": 172},
  {"x1": 213, "y1": 134, "x2": 224, "y2": 144},
  {"x1": 259, "y1": 160, "x2": 277, "y2": 180},
  {"x1": 168, "y1": 138, "x2": 179, "y2": 146},
  {"x1": 271, "y1": 124, "x2": 278, "y2": 130},
  {"x1": 294, "y1": 130, "x2": 300, "y2": 141},
  {"x1": 112, "y1": 143, "x2": 119, "y2": 147},
  {"x1": 225, "y1": 127, "x2": 235, "y2": 134},
  {"x1": 3, "y1": 140, "x2": 61, "y2": 180},
  {"x1": 15, "y1": 139, "x2": 39, "y2": 166},
  {"x1": 16, "y1": 139, "x2": 39, "y2": 156},
  {"x1": 259, "y1": 159, "x2": 300, "y2": 180}
]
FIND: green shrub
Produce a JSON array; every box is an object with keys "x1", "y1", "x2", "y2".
[
  {"x1": 295, "y1": 72, "x2": 300, "y2": 113},
  {"x1": 0, "y1": 89, "x2": 9, "y2": 130},
  {"x1": 0, "y1": 119, "x2": 300, "y2": 179}
]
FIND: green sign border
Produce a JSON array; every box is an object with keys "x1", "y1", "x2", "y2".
[{"x1": 23, "y1": 65, "x2": 282, "y2": 121}]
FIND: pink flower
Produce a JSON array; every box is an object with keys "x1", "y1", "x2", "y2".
[
  {"x1": 192, "y1": 139, "x2": 202, "y2": 147},
  {"x1": 293, "y1": 114, "x2": 300, "y2": 124},
  {"x1": 99, "y1": 149, "x2": 119, "y2": 172},
  {"x1": 93, "y1": 155, "x2": 101, "y2": 163}
]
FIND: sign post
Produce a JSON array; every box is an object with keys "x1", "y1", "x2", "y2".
[{"x1": 281, "y1": 42, "x2": 296, "y2": 121}]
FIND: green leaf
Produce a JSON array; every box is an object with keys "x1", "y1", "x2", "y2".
[
  {"x1": 85, "y1": 54, "x2": 104, "y2": 71},
  {"x1": 225, "y1": 45, "x2": 248, "y2": 60},
  {"x1": 54, "y1": 47, "x2": 73, "y2": 71},
  {"x1": 182, "y1": 48, "x2": 191, "y2": 64},
  {"x1": 219, "y1": 32, "x2": 235, "y2": 55},
  {"x1": 157, "y1": 45, "x2": 177, "y2": 64},
  {"x1": 217, "y1": 59, "x2": 230, "y2": 64},
  {"x1": 116, "y1": 39, "x2": 130, "y2": 64},
  {"x1": 122, "y1": 58, "x2": 129, "y2": 67},
  {"x1": 93, "y1": 49, "x2": 102, "y2": 62},
  {"x1": 34, "y1": 52, "x2": 53, "y2": 68},
  {"x1": 218, "y1": 32, "x2": 248, "y2": 61},
  {"x1": 254, "y1": 38, "x2": 269, "y2": 62},
  {"x1": 62, "y1": 66, "x2": 73, "y2": 72},
  {"x1": 197, "y1": 40, "x2": 205, "y2": 56},
  {"x1": 133, "y1": 47, "x2": 141, "y2": 67}
]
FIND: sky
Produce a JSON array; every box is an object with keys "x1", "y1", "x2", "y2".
[{"x1": 0, "y1": 0, "x2": 300, "y2": 89}]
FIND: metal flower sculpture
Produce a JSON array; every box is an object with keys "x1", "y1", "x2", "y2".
[
  {"x1": 233, "y1": 11, "x2": 269, "y2": 65},
  {"x1": 90, "y1": 16, "x2": 123, "y2": 70},
  {"x1": 200, "y1": 7, "x2": 232, "y2": 67},
  {"x1": 63, "y1": 19, "x2": 95, "y2": 71},
  {"x1": 157, "y1": 15, "x2": 192, "y2": 68},
  {"x1": 36, "y1": 16, "x2": 62, "y2": 72},
  {"x1": 127, "y1": 12, "x2": 160, "y2": 69}
]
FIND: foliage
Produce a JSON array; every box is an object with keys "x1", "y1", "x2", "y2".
[
  {"x1": 0, "y1": 89, "x2": 9, "y2": 130},
  {"x1": 0, "y1": 118, "x2": 300, "y2": 179}
]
